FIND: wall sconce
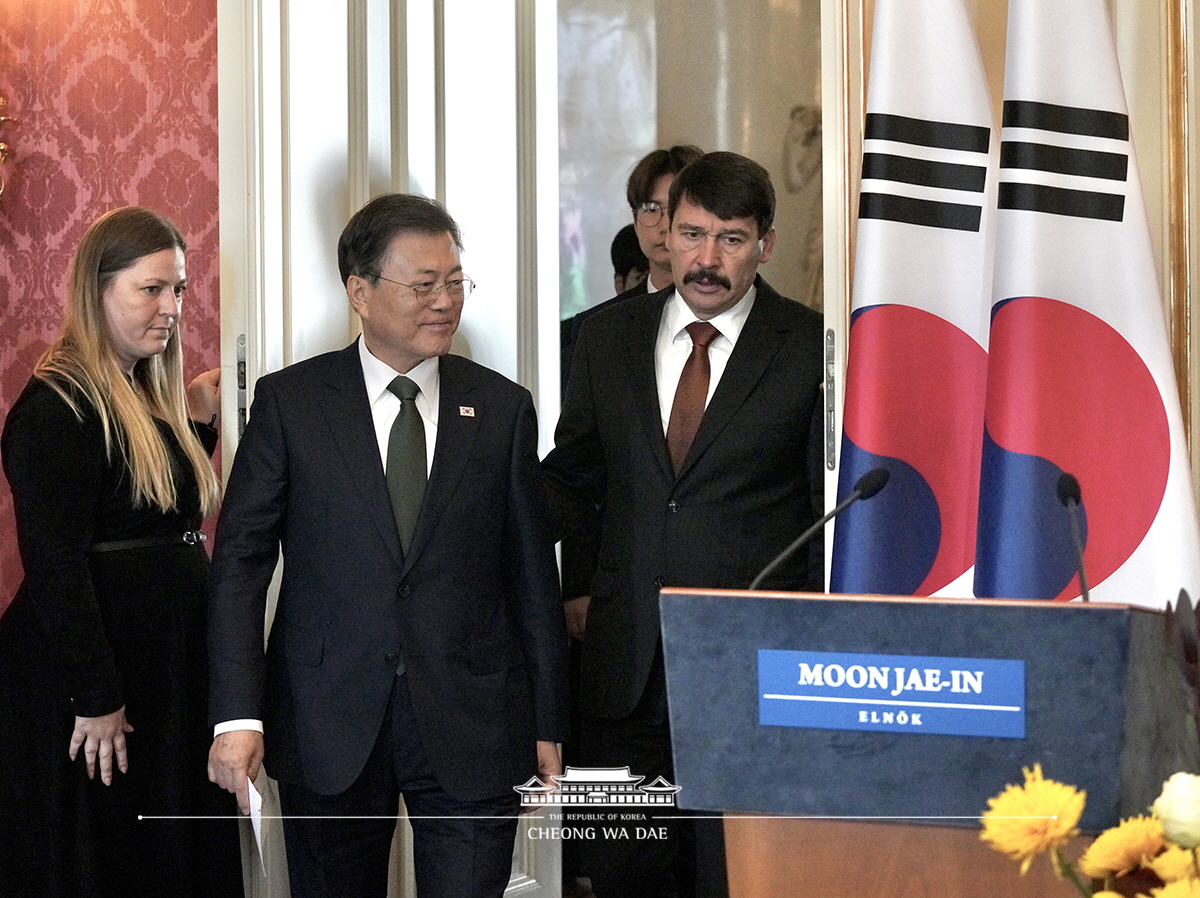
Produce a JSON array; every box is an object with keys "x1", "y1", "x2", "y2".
[{"x1": 0, "y1": 94, "x2": 15, "y2": 200}]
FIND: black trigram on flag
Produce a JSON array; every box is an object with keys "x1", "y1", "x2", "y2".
[
  {"x1": 857, "y1": 112, "x2": 991, "y2": 232},
  {"x1": 998, "y1": 100, "x2": 1128, "y2": 221}
]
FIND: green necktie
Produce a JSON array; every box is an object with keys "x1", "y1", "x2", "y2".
[{"x1": 386, "y1": 376, "x2": 426, "y2": 554}]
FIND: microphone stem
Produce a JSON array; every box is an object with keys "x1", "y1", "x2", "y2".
[
  {"x1": 1066, "y1": 498, "x2": 1090, "y2": 602},
  {"x1": 749, "y1": 490, "x2": 860, "y2": 591}
]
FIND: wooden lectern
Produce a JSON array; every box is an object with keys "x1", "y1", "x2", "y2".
[{"x1": 658, "y1": 590, "x2": 1200, "y2": 898}]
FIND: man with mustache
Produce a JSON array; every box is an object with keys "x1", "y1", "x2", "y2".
[{"x1": 542, "y1": 152, "x2": 825, "y2": 898}]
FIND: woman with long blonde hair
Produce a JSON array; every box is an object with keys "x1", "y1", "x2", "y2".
[{"x1": 0, "y1": 207, "x2": 242, "y2": 897}]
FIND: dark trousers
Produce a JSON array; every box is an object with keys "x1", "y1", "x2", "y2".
[
  {"x1": 579, "y1": 647, "x2": 728, "y2": 898},
  {"x1": 277, "y1": 674, "x2": 519, "y2": 898}
]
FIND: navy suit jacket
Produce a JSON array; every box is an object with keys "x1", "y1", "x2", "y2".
[
  {"x1": 208, "y1": 342, "x2": 567, "y2": 799},
  {"x1": 542, "y1": 278, "x2": 824, "y2": 719}
]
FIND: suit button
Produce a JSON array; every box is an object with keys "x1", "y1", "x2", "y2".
[
  {"x1": 398, "y1": 584, "x2": 411, "y2": 598},
  {"x1": 654, "y1": 577, "x2": 665, "y2": 588},
  {"x1": 667, "y1": 500, "x2": 679, "y2": 513},
  {"x1": 385, "y1": 653, "x2": 400, "y2": 666}
]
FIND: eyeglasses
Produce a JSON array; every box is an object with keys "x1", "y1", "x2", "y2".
[
  {"x1": 372, "y1": 273, "x2": 475, "y2": 301},
  {"x1": 635, "y1": 201, "x2": 667, "y2": 227}
]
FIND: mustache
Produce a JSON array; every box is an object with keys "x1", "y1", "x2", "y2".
[{"x1": 683, "y1": 267, "x2": 731, "y2": 290}]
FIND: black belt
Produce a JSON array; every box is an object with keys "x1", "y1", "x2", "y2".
[{"x1": 90, "y1": 531, "x2": 207, "y2": 553}]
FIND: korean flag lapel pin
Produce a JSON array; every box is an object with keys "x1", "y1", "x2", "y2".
[{"x1": 459, "y1": 406, "x2": 475, "y2": 417}]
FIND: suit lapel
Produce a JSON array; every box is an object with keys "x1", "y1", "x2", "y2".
[
  {"x1": 676, "y1": 279, "x2": 790, "y2": 479},
  {"x1": 401, "y1": 355, "x2": 479, "y2": 571},
  {"x1": 318, "y1": 343, "x2": 405, "y2": 566},
  {"x1": 620, "y1": 291, "x2": 675, "y2": 483}
]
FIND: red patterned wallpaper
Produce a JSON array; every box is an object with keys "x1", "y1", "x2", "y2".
[{"x1": 0, "y1": 0, "x2": 220, "y2": 610}]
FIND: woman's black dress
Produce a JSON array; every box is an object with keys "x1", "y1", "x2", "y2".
[{"x1": 0, "y1": 377, "x2": 243, "y2": 897}]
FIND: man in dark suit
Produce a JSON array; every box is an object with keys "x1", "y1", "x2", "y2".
[
  {"x1": 558, "y1": 144, "x2": 704, "y2": 623},
  {"x1": 206, "y1": 194, "x2": 568, "y2": 898},
  {"x1": 542, "y1": 152, "x2": 825, "y2": 898},
  {"x1": 557, "y1": 148, "x2": 703, "y2": 898},
  {"x1": 610, "y1": 223, "x2": 649, "y2": 295}
]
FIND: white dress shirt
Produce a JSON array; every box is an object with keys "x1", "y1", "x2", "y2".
[
  {"x1": 647, "y1": 271, "x2": 673, "y2": 294},
  {"x1": 359, "y1": 339, "x2": 439, "y2": 477},
  {"x1": 654, "y1": 284, "x2": 757, "y2": 433}
]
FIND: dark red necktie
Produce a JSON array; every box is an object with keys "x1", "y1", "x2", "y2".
[{"x1": 665, "y1": 321, "x2": 719, "y2": 474}]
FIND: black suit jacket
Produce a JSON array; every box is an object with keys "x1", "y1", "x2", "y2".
[
  {"x1": 559, "y1": 278, "x2": 650, "y2": 402},
  {"x1": 558, "y1": 279, "x2": 651, "y2": 600},
  {"x1": 208, "y1": 343, "x2": 567, "y2": 799},
  {"x1": 542, "y1": 278, "x2": 824, "y2": 719}
]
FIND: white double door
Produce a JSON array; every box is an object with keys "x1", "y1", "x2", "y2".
[{"x1": 216, "y1": 0, "x2": 562, "y2": 894}]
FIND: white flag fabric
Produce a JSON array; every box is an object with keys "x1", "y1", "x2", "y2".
[
  {"x1": 974, "y1": 0, "x2": 1200, "y2": 606},
  {"x1": 830, "y1": 0, "x2": 996, "y2": 596}
]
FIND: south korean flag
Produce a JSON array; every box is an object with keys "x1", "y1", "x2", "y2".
[{"x1": 975, "y1": 0, "x2": 1200, "y2": 607}]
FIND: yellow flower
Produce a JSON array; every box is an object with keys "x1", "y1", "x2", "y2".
[
  {"x1": 1151, "y1": 845, "x2": 1198, "y2": 884},
  {"x1": 980, "y1": 763, "x2": 1086, "y2": 874},
  {"x1": 1079, "y1": 816, "x2": 1165, "y2": 878},
  {"x1": 1149, "y1": 877, "x2": 1200, "y2": 897},
  {"x1": 1093, "y1": 892, "x2": 1125, "y2": 898}
]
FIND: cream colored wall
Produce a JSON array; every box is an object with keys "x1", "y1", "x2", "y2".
[
  {"x1": 1189, "y1": 0, "x2": 1200, "y2": 472},
  {"x1": 656, "y1": 0, "x2": 824, "y2": 308},
  {"x1": 557, "y1": 0, "x2": 824, "y2": 318}
]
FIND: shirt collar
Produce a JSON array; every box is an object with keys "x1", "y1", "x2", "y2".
[
  {"x1": 663, "y1": 282, "x2": 758, "y2": 345},
  {"x1": 647, "y1": 270, "x2": 673, "y2": 293},
  {"x1": 358, "y1": 338, "x2": 440, "y2": 406}
]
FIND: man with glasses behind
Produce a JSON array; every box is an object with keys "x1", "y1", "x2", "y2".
[
  {"x1": 207, "y1": 193, "x2": 568, "y2": 898},
  {"x1": 559, "y1": 144, "x2": 703, "y2": 635},
  {"x1": 561, "y1": 146, "x2": 702, "y2": 400}
]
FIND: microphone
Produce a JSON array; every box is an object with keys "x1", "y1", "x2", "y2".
[
  {"x1": 749, "y1": 467, "x2": 890, "y2": 591},
  {"x1": 852, "y1": 467, "x2": 889, "y2": 500},
  {"x1": 1056, "y1": 472, "x2": 1090, "y2": 602}
]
